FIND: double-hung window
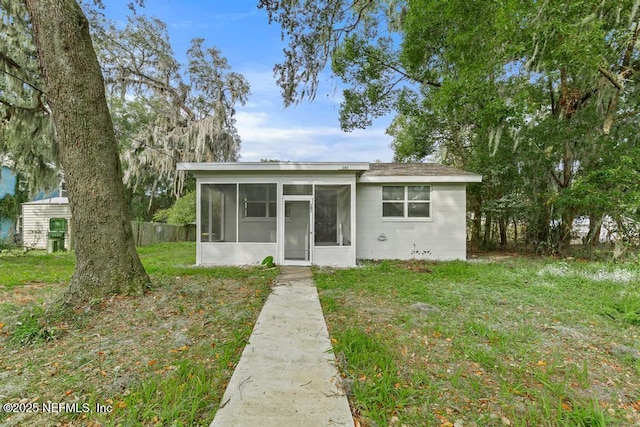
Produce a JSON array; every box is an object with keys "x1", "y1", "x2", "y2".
[{"x1": 382, "y1": 185, "x2": 430, "y2": 219}]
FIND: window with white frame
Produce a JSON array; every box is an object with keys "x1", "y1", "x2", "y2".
[
  {"x1": 240, "y1": 184, "x2": 276, "y2": 218},
  {"x1": 382, "y1": 185, "x2": 430, "y2": 218}
]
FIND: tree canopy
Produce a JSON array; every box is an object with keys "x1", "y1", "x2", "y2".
[
  {"x1": 2, "y1": 2, "x2": 249, "y2": 205},
  {"x1": 92, "y1": 13, "x2": 250, "y2": 199},
  {"x1": 1, "y1": 0, "x2": 57, "y2": 188},
  {"x1": 262, "y1": 0, "x2": 640, "y2": 252}
]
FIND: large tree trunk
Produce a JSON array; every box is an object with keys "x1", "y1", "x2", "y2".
[
  {"x1": 24, "y1": 0, "x2": 150, "y2": 306},
  {"x1": 498, "y1": 217, "x2": 507, "y2": 247},
  {"x1": 482, "y1": 214, "x2": 492, "y2": 247},
  {"x1": 586, "y1": 213, "x2": 604, "y2": 246}
]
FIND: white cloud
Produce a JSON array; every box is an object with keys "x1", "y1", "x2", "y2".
[
  {"x1": 170, "y1": 20, "x2": 197, "y2": 29},
  {"x1": 236, "y1": 111, "x2": 394, "y2": 162},
  {"x1": 241, "y1": 69, "x2": 281, "y2": 95},
  {"x1": 208, "y1": 9, "x2": 259, "y2": 23},
  {"x1": 234, "y1": 68, "x2": 395, "y2": 163}
]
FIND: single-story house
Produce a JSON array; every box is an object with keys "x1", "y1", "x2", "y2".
[
  {"x1": 21, "y1": 196, "x2": 71, "y2": 250},
  {"x1": 177, "y1": 162, "x2": 482, "y2": 267}
]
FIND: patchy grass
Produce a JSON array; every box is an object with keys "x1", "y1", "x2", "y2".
[
  {"x1": 0, "y1": 242, "x2": 203, "y2": 288},
  {"x1": 0, "y1": 242, "x2": 278, "y2": 426},
  {"x1": 0, "y1": 249, "x2": 75, "y2": 288},
  {"x1": 315, "y1": 258, "x2": 640, "y2": 426}
]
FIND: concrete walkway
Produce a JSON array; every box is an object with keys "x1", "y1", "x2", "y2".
[{"x1": 210, "y1": 266, "x2": 353, "y2": 426}]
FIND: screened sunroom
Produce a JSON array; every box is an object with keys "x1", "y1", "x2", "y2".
[{"x1": 179, "y1": 162, "x2": 366, "y2": 267}]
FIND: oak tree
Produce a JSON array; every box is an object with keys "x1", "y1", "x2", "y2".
[{"x1": 23, "y1": 0, "x2": 150, "y2": 304}]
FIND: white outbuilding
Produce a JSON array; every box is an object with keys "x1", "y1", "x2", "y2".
[{"x1": 21, "y1": 197, "x2": 71, "y2": 250}]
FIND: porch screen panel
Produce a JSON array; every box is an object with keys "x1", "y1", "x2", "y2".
[
  {"x1": 200, "y1": 184, "x2": 237, "y2": 242},
  {"x1": 238, "y1": 184, "x2": 277, "y2": 242},
  {"x1": 283, "y1": 184, "x2": 312, "y2": 195},
  {"x1": 315, "y1": 185, "x2": 351, "y2": 246}
]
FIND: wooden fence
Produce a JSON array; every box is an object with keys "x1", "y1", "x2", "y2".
[{"x1": 131, "y1": 222, "x2": 196, "y2": 246}]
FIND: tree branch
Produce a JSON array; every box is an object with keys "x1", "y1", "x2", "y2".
[
  {"x1": 107, "y1": 69, "x2": 196, "y2": 120},
  {"x1": 0, "y1": 94, "x2": 48, "y2": 114},
  {"x1": 363, "y1": 48, "x2": 441, "y2": 88},
  {"x1": 379, "y1": 75, "x2": 408, "y2": 100},
  {"x1": 549, "y1": 169, "x2": 564, "y2": 189},
  {"x1": 0, "y1": 51, "x2": 22, "y2": 70},
  {"x1": 337, "y1": 0, "x2": 374, "y2": 35},
  {"x1": 0, "y1": 67, "x2": 46, "y2": 94},
  {"x1": 598, "y1": 66, "x2": 623, "y2": 90}
]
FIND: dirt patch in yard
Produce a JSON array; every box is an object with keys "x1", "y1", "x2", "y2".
[{"x1": 0, "y1": 282, "x2": 66, "y2": 305}]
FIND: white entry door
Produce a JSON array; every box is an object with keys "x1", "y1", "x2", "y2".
[{"x1": 283, "y1": 199, "x2": 313, "y2": 265}]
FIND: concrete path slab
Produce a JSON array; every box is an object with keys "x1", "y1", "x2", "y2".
[{"x1": 210, "y1": 266, "x2": 353, "y2": 427}]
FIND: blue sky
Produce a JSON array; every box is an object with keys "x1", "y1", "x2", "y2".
[{"x1": 101, "y1": 0, "x2": 395, "y2": 162}]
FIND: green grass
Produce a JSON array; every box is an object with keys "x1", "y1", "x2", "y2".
[
  {"x1": 0, "y1": 242, "x2": 278, "y2": 427},
  {"x1": 2, "y1": 247, "x2": 639, "y2": 425},
  {"x1": 0, "y1": 250, "x2": 75, "y2": 287},
  {"x1": 0, "y1": 241, "x2": 249, "y2": 288},
  {"x1": 316, "y1": 258, "x2": 640, "y2": 426},
  {"x1": 8, "y1": 306, "x2": 58, "y2": 345}
]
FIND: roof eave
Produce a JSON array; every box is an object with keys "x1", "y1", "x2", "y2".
[
  {"x1": 358, "y1": 175, "x2": 482, "y2": 183},
  {"x1": 177, "y1": 162, "x2": 370, "y2": 172}
]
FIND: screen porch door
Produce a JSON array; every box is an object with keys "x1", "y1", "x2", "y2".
[{"x1": 282, "y1": 198, "x2": 313, "y2": 265}]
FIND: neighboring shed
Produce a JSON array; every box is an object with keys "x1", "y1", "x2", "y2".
[{"x1": 21, "y1": 197, "x2": 72, "y2": 250}]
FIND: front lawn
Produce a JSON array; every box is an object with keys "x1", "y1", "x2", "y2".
[
  {"x1": 316, "y1": 258, "x2": 640, "y2": 426},
  {"x1": 2, "y1": 246, "x2": 638, "y2": 426},
  {"x1": 0, "y1": 242, "x2": 278, "y2": 426}
]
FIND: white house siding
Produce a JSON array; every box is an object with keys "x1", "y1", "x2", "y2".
[
  {"x1": 199, "y1": 243, "x2": 276, "y2": 265},
  {"x1": 356, "y1": 183, "x2": 468, "y2": 260},
  {"x1": 21, "y1": 201, "x2": 72, "y2": 250},
  {"x1": 313, "y1": 246, "x2": 353, "y2": 267}
]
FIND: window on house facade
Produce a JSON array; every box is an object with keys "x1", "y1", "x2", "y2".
[
  {"x1": 200, "y1": 183, "x2": 278, "y2": 243},
  {"x1": 240, "y1": 184, "x2": 276, "y2": 218},
  {"x1": 238, "y1": 184, "x2": 277, "y2": 242},
  {"x1": 382, "y1": 185, "x2": 431, "y2": 219}
]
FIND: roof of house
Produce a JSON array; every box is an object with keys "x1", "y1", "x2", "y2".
[
  {"x1": 176, "y1": 162, "x2": 482, "y2": 183},
  {"x1": 22, "y1": 197, "x2": 69, "y2": 205},
  {"x1": 358, "y1": 163, "x2": 482, "y2": 183},
  {"x1": 363, "y1": 163, "x2": 479, "y2": 177},
  {"x1": 177, "y1": 162, "x2": 370, "y2": 172}
]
